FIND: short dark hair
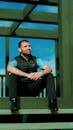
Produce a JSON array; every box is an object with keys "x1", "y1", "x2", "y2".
[{"x1": 18, "y1": 40, "x2": 29, "y2": 48}]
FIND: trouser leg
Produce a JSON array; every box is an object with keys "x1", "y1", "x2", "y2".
[
  {"x1": 8, "y1": 74, "x2": 17, "y2": 99},
  {"x1": 28, "y1": 73, "x2": 58, "y2": 112},
  {"x1": 43, "y1": 73, "x2": 58, "y2": 112},
  {"x1": 27, "y1": 73, "x2": 56, "y2": 99},
  {"x1": 8, "y1": 74, "x2": 19, "y2": 112},
  {"x1": 44, "y1": 73, "x2": 56, "y2": 100}
]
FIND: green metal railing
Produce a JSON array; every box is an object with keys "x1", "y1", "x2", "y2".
[{"x1": 0, "y1": 74, "x2": 6, "y2": 97}]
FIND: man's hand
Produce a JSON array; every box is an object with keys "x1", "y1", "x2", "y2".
[
  {"x1": 27, "y1": 72, "x2": 42, "y2": 81},
  {"x1": 26, "y1": 66, "x2": 52, "y2": 81}
]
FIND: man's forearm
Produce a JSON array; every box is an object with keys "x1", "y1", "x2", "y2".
[{"x1": 7, "y1": 66, "x2": 28, "y2": 77}]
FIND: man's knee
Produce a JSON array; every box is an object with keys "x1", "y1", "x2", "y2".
[
  {"x1": 44, "y1": 73, "x2": 54, "y2": 79},
  {"x1": 9, "y1": 74, "x2": 17, "y2": 86}
]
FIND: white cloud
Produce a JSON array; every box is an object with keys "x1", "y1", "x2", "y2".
[{"x1": 0, "y1": 69, "x2": 5, "y2": 75}]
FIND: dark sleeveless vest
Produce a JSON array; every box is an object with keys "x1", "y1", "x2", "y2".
[{"x1": 15, "y1": 55, "x2": 38, "y2": 82}]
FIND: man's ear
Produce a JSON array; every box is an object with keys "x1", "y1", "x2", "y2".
[{"x1": 18, "y1": 48, "x2": 21, "y2": 52}]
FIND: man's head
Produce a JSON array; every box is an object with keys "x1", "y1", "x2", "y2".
[{"x1": 18, "y1": 40, "x2": 32, "y2": 56}]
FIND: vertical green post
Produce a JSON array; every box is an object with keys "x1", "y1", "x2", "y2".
[
  {"x1": 58, "y1": 0, "x2": 73, "y2": 97},
  {"x1": 6, "y1": 37, "x2": 9, "y2": 95}
]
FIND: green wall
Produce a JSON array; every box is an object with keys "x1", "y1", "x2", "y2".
[{"x1": 58, "y1": 0, "x2": 73, "y2": 97}]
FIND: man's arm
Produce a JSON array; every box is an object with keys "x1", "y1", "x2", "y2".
[
  {"x1": 7, "y1": 65, "x2": 52, "y2": 81},
  {"x1": 7, "y1": 66, "x2": 28, "y2": 77},
  {"x1": 7, "y1": 65, "x2": 38, "y2": 80},
  {"x1": 7, "y1": 59, "x2": 31, "y2": 78},
  {"x1": 7, "y1": 58, "x2": 52, "y2": 81},
  {"x1": 30, "y1": 66, "x2": 52, "y2": 81}
]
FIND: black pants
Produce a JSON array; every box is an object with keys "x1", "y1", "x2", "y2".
[{"x1": 8, "y1": 73, "x2": 57, "y2": 102}]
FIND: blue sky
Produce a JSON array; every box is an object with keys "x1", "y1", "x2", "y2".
[
  {"x1": 0, "y1": 37, "x2": 56, "y2": 75},
  {"x1": 0, "y1": 2, "x2": 58, "y2": 75},
  {"x1": 0, "y1": 37, "x2": 5, "y2": 74},
  {"x1": 0, "y1": 1, "x2": 58, "y2": 12}
]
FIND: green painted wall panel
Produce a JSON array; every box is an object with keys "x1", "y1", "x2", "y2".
[{"x1": 58, "y1": 0, "x2": 73, "y2": 97}]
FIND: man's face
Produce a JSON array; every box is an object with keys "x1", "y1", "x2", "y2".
[{"x1": 19, "y1": 41, "x2": 32, "y2": 55}]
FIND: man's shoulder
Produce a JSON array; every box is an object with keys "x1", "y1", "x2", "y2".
[
  {"x1": 32, "y1": 55, "x2": 37, "y2": 59},
  {"x1": 15, "y1": 55, "x2": 21, "y2": 60},
  {"x1": 31, "y1": 55, "x2": 37, "y2": 61}
]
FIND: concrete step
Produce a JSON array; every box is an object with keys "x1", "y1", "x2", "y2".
[
  {"x1": 0, "y1": 122, "x2": 73, "y2": 130},
  {"x1": 0, "y1": 97, "x2": 73, "y2": 109},
  {"x1": 0, "y1": 108, "x2": 73, "y2": 115}
]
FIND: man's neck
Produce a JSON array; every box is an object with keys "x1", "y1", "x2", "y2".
[{"x1": 21, "y1": 53, "x2": 30, "y2": 61}]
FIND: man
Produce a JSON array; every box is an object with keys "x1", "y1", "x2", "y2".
[{"x1": 7, "y1": 40, "x2": 58, "y2": 113}]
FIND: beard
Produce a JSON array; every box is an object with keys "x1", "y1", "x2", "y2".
[{"x1": 21, "y1": 52, "x2": 31, "y2": 58}]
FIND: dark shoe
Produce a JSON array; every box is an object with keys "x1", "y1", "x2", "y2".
[
  {"x1": 11, "y1": 98, "x2": 18, "y2": 112},
  {"x1": 49, "y1": 99, "x2": 58, "y2": 113}
]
